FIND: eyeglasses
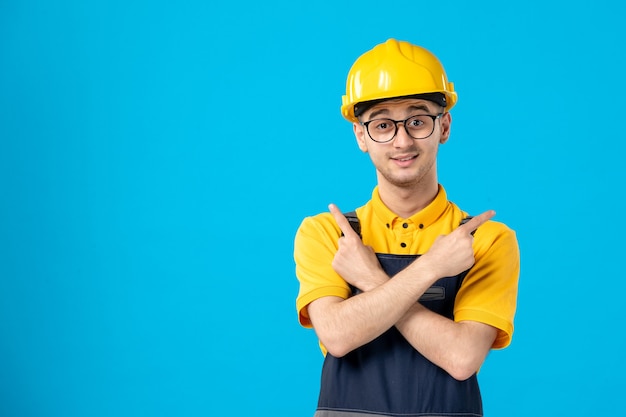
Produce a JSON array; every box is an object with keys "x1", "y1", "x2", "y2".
[{"x1": 361, "y1": 113, "x2": 444, "y2": 143}]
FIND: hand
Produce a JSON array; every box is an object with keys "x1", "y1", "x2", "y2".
[
  {"x1": 328, "y1": 204, "x2": 387, "y2": 292},
  {"x1": 418, "y1": 210, "x2": 495, "y2": 279}
]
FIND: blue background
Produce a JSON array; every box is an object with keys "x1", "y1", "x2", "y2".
[{"x1": 1, "y1": 1, "x2": 624, "y2": 415}]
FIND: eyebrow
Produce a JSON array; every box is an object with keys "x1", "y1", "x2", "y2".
[{"x1": 368, "y1": 104, "x2": 432, "y2": 119}]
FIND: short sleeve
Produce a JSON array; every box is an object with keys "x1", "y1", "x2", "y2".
[
  {"x1": 454, "y1": 221, "x2": 520, "y2": 349},
  {"x1": 294, "y1": 214, "x2": 351, "y2": 328}
]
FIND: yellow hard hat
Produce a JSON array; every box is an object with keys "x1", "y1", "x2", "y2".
[{"x1": 341, "y1": 39, "x2": 457, "y2": 122}]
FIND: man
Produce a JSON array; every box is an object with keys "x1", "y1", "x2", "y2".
[{"x1": 294, "y1": 39, "x2": 520, "y2": 417}]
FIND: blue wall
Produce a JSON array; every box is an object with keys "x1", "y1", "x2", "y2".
[{"x1": 1, "y1": 1, "x2": 624, "y2": 415}]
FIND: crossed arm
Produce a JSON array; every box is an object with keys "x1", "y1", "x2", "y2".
[{"x1": 306, "y1": 204, "x2": 498, "y2": 381}]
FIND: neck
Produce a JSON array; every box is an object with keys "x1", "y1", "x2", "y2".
[{"x1": 377, "y1": 181, "x2": 439, "y2": 219}]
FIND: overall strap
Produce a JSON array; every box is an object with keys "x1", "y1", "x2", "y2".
[
  {"x1": 460, "y1": 215, "x2": 475, "y2": 235},
  {"x1": 343, "y1": 211, "x2": 361, "y2": 238}
]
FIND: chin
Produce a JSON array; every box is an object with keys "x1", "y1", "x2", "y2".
[{"x1": 385, "y1": 176, "x2": 421, "y2": 188}]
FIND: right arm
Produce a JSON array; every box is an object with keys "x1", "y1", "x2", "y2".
[{"x1": 307, "y1": 260, "x2": 438, "y2": 357}]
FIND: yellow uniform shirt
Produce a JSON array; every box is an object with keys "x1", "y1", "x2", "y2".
[{"x1": 295, "y1": 185, "x2": 520, "y2": 349}]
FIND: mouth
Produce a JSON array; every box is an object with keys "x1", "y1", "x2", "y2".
[
  {"x1": 391, "y1": 154, "x2": 418, "y2": 162},
  {"x1": 390, "y1": 154, "x2": 418, "y2": 168}
]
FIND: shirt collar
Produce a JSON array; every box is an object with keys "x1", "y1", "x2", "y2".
[{"x1": 371, "y1": 185, "x2": 449, "y2": 228}]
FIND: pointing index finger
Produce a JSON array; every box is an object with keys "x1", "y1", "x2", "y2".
[
  {"x1": 328, "y1": 203, "x2": 358, "y2": 238},
  {"x1": 458, "y1": 210, "x2": 495, "y2": 235}
]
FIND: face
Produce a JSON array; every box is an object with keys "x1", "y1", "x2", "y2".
[{"x1": 353, "y1": 98, "x2": 451, "y2": 190}]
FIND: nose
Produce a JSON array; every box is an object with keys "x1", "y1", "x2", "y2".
[{"x1": 392, "y1": 122, "x2": 414, "y2": 147}]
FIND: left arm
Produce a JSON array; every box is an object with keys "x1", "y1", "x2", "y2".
[
  {"x1": 395, "y1": 223, "x2": 519, "y2": 379},
  {"x1": 395, "y1": 304, "x2": 497, "y2": 381}
]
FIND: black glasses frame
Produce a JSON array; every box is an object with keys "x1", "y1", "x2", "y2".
[{"x1": 361, "y1": 113, "x2": 444, "y2": 143}]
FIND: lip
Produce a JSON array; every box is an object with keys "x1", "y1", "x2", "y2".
[{"x1": 391, "y1": 154, "x2": 418, "y2": 167}]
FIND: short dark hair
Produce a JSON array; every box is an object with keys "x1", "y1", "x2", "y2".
[{"x1": 353, "y1": 93, "x2": 447, "y2": 119}]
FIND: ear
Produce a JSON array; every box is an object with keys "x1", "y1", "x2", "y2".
[
  {"x1": 353, "y1": 122, "x2": 369, "y2": 152},
  {"x1": 439, "y1": 112, "x2": 452, "y2": 144}
]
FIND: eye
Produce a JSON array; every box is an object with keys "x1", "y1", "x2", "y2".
[
  {"x1": 371, "y1": 119, "x2": 394, "y2": 131},
  {"x1": 407, "y1": 117, "x2": 425, "y2": 128}
]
